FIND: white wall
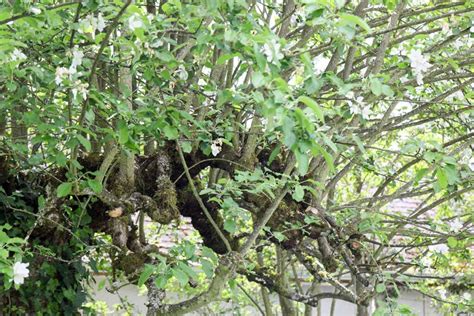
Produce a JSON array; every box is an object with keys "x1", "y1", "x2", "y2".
[{"x1": 88, "y1": 277, "x2": 442, "y2": 315}]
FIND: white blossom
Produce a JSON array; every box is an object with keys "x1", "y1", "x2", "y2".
[
  {"x1": 449, "y1": 218, "x2": 464, "y2": 232},
  {"x1": 96, "y1": 13, "x2": 106, "y2": 32},
  {"x1": 415, "y1": 73, "x2": 424, "y2": 85},
  {"x1": 390, "y1": 45, "x2": 405, "y2": 56},
  {"x1": 347, "y1": 92, "x2": 371, "y2": 120},
  {"x1": 12, "y1": 262, "x2": 29, "y2": 285},
  {"x1": 11, "y1": 48, "x2": 27, "y2": 61},
  {"x1": 78, "y1": 15, "x2": 95, "y2": 37},
  {"x1": 393, "y1": 101, "x2": 413, "y2": 116},
  {"x1": 78, "y1": 14, "x2": 106, "y2": 39},
  {"x1": 446, "y1": 90, "x2": 464, "y2": 101},
  {"x1": 459, "y1": 149, "x2": 474, "y2": 171},
  {"x1": 29, "y1": 7, "x2": 41, "y2": 15},
  {"x1": 429, "y1": 243, "x2": 449, "y2": 254},
  {"x1": 399, "y1": 75, "x2": 409, "y2": 83},
  {"x1": 313, "y1": 55, "x2": 330, "y2": 74},
  {"x1": 150, "y1": 39, "x2": 164, "y2": 48},
  {"x1": 261, "y1": 39, "x2": 284, "y2": 64},
  {"x1": 128, "y1": 14, "x2": 144, "y2": 31},
  {"x1": 71, "y1": 81, "x2": 89, "y2": 100},
  {"x1": 175, "y1": 65, "x2": 188, "y2": 81},
  {"x1": 55, "y1": 67, "x2": 70, "y2": 85},
  {"x1": 420, "y1": 256, "x2": 431, "y2": 268},
  {"x1": 463, "y1": 292, "x2": 472, "y2": 301},
  {"x1": 441, "y1": 22, "x2": 450, "y2": 34},
  {"x1": 211, "y1": 139, "x2": 223, "y2": 156},
  {"x1": 438, "y1": 289, "x2": 447, "y2": 300},
  {"x1": 69, "y1": 46, "x2": 84, "y2": 73},
  {"x1": 408, "y1": 50, "x2": 431, "y2": 85},
  {"x1": 452, "y1": 38, "x2": 464, "y2": 49}
]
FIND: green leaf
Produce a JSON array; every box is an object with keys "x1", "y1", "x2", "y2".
[
  {"x1": 298, "y1": 96, "x2": 324, "y2": 123},
  {"x1": 273, "y1": 231, "x2": 286, "y2": 242},
  {"x1": 381, "y1": 84, "x2": 394, "y2": 97},
  {"x1": 352, "y1": 134, "x2": 367, "y2": 156},
  {"x1": 284, "y1": 131, "x2": 297, "y2": 149},
  {"x1": 314, "y1": 143, "x2": 334, "y2": 172},
  {"x1": 444, "y1": 164, "x2": 458, "y2": 185},
  {"x1": 0, "y1": 8, "x2": 11, "y2": 21},
  {"x1": 252, "y1": 71, "x2": 265, "y2": 88},
  {"x1": 436, "y1": 168, "x2": 448, "y2": 190},
  {"x1": 97, "y1": 279, "x2": 106, "y2": 291},
  {"x1": 163, "y1": 125, "x2": 179, "y2": 140},
  {"x1": 155, "y1": 275, "x2": 168, "y2": 289},
  {"x1": 282, "y1": 117, "x2": 297, "y2": 149},
  {"x1": 172, "y1": 268, "x2": 189, "y2": 287},
  {"x1": 414, "y1": 168, "x2": 429, "y2": 185},
  {"x1": 295, "y1": 149, "x2": 309, "y2": 176},
  {"x1": 180, "y1": 141, "x2": 192, "y2": 153},
  {"x1": 55, "y1": 152, "x2": 67, "y2": 167},
  {"x1": 224, "y1": 218, "x2": 236, "y2": 233},
  {"x1": 304, "y1": 76, "x2": 324, "y2": 94},
  {"x1": 118, "y1": 125, "x2": 129, "y2": 145},
  {"x1": 57, "y1": 182, "x2": 72, "y2": 198},
  {"x1": 202, "y1": 246, "x2": 218, "y2": 263},
  {"x1": 87, "y1": 179, "x2": 103, "y2": 194},
  {"x1": 0, "y1": 231, "x2": 9, "y2": 244},
  {"x1": 370, "y1": 77, "x2": 383, "y2": 96},
  {"x1": 335, "y1": 0, "x2": 345, "y2": 9},
  {"x1": 216, "y1": 53, "x2": 239, "y2": 65},
  {"x1": 76, "y1": 134, "x2": 91, "y2": 152},
  {"x1": 177, "y1": 261, "x2": 198, "y2": 280},
  {"x1": 138, "y1": 264, "x2": 155, "y2": 287},
  {"x1": 268, "y1": 144, "x2": 281, "y2": 165},
  {"x1": 376, "y1": 283, "x2": 386, "y2": 293},
  {"x1": 201, "y1": 259, "x2": 214, "y2": 278},
  {"x1": 6, "y1": 81, "x2": 16, "y2": 92},
  {"x1": 339, "y1": 13, "x2": 371, "y2": 32},
  {"x1": 447, "y1": 237, "x2": 457, "y2": 248},
  {"x1": 322, "y1": 134, "x2": 338, "y2": 153},
  {"x1": 292, "y1": 184, "x2": 305, "y2": 202}
]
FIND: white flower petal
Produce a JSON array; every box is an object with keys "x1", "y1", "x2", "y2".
[
  {"x1": 12, "y1": 262, "x2": 29, "y2": 285},
  {"x1": 97, "y1": 14, "x2": 106, "y2": 32},
  {"x1": 211, "y1": 139, "x2": 223, "y2": 156},
  {"x1": 70, "y1": 46, "x2": 84, "y2": 73},
  {"x1": 429, "y1": 243, "x2": 449, "y2": 254},
  {"x1": 29, "y1": 7, "x2": 41, "y2": 15},
  {"x1": 128, "y1": 14, "x2": 144, "y2": 31}
]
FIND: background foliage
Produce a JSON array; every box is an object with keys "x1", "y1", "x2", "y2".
[{"x1": 0, "y1": 0, "x2": 473, "y2": 315}]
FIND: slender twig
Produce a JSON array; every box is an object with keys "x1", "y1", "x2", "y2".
[
  {"x1": 0, "y1": 1, "x2": 80, "y2": 25},
  {"x1": 176, "y1": 142, "x2": 233, "y2": 253},
  {"x1": 236, "y1": 283, "x2": 265, "y2": 316}
]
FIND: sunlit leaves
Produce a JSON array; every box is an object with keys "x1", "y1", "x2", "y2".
[
  {"x1": 338, "y1": 13, "x2": 371, "y2": 33},
  {"x1": 76, "y1": 134, "x2": 91, "y2": 152},
  {"x1": 56, "y1": 182, "x2": 73, "y2": 198},
  {"x1": 138, "y1": 264, "x2": 155, "y2": 287},
  {"x1": 369, "y1": 77, "x2": 394, "y2": 97},
  {"x1": 251, "y1": 71, "x2": 265, "y2": 88},
  {"x1": 87, "y1": 179, "x2": 103, "y2": 194},
  {"x1": 292, "y1": 184, "x2": 305, "y2": 202},
  {"x1": 298, "y1": 96, "x2": 324, "y2": 123},
  {"x1": 1, "y1": 0, "x2": 473, "y2": 313},
  {"x1": 117, "y1": 121, "x2": 129, "y2": 145}
]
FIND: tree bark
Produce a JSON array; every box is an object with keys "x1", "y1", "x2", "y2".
[
  {"x1": 257, "y1": 251, "x2": 274, "y2": 316},
  {"x1": 117, "y1": 62, "x2": 135, "y2": 191},
  {"x1": 277, "y1": 247, "x2": 296, "y2": 316}
]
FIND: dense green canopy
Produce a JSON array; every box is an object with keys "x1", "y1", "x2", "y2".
[{"x1": 0, "y1": 0, "x2": 473, "y2": 315}]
